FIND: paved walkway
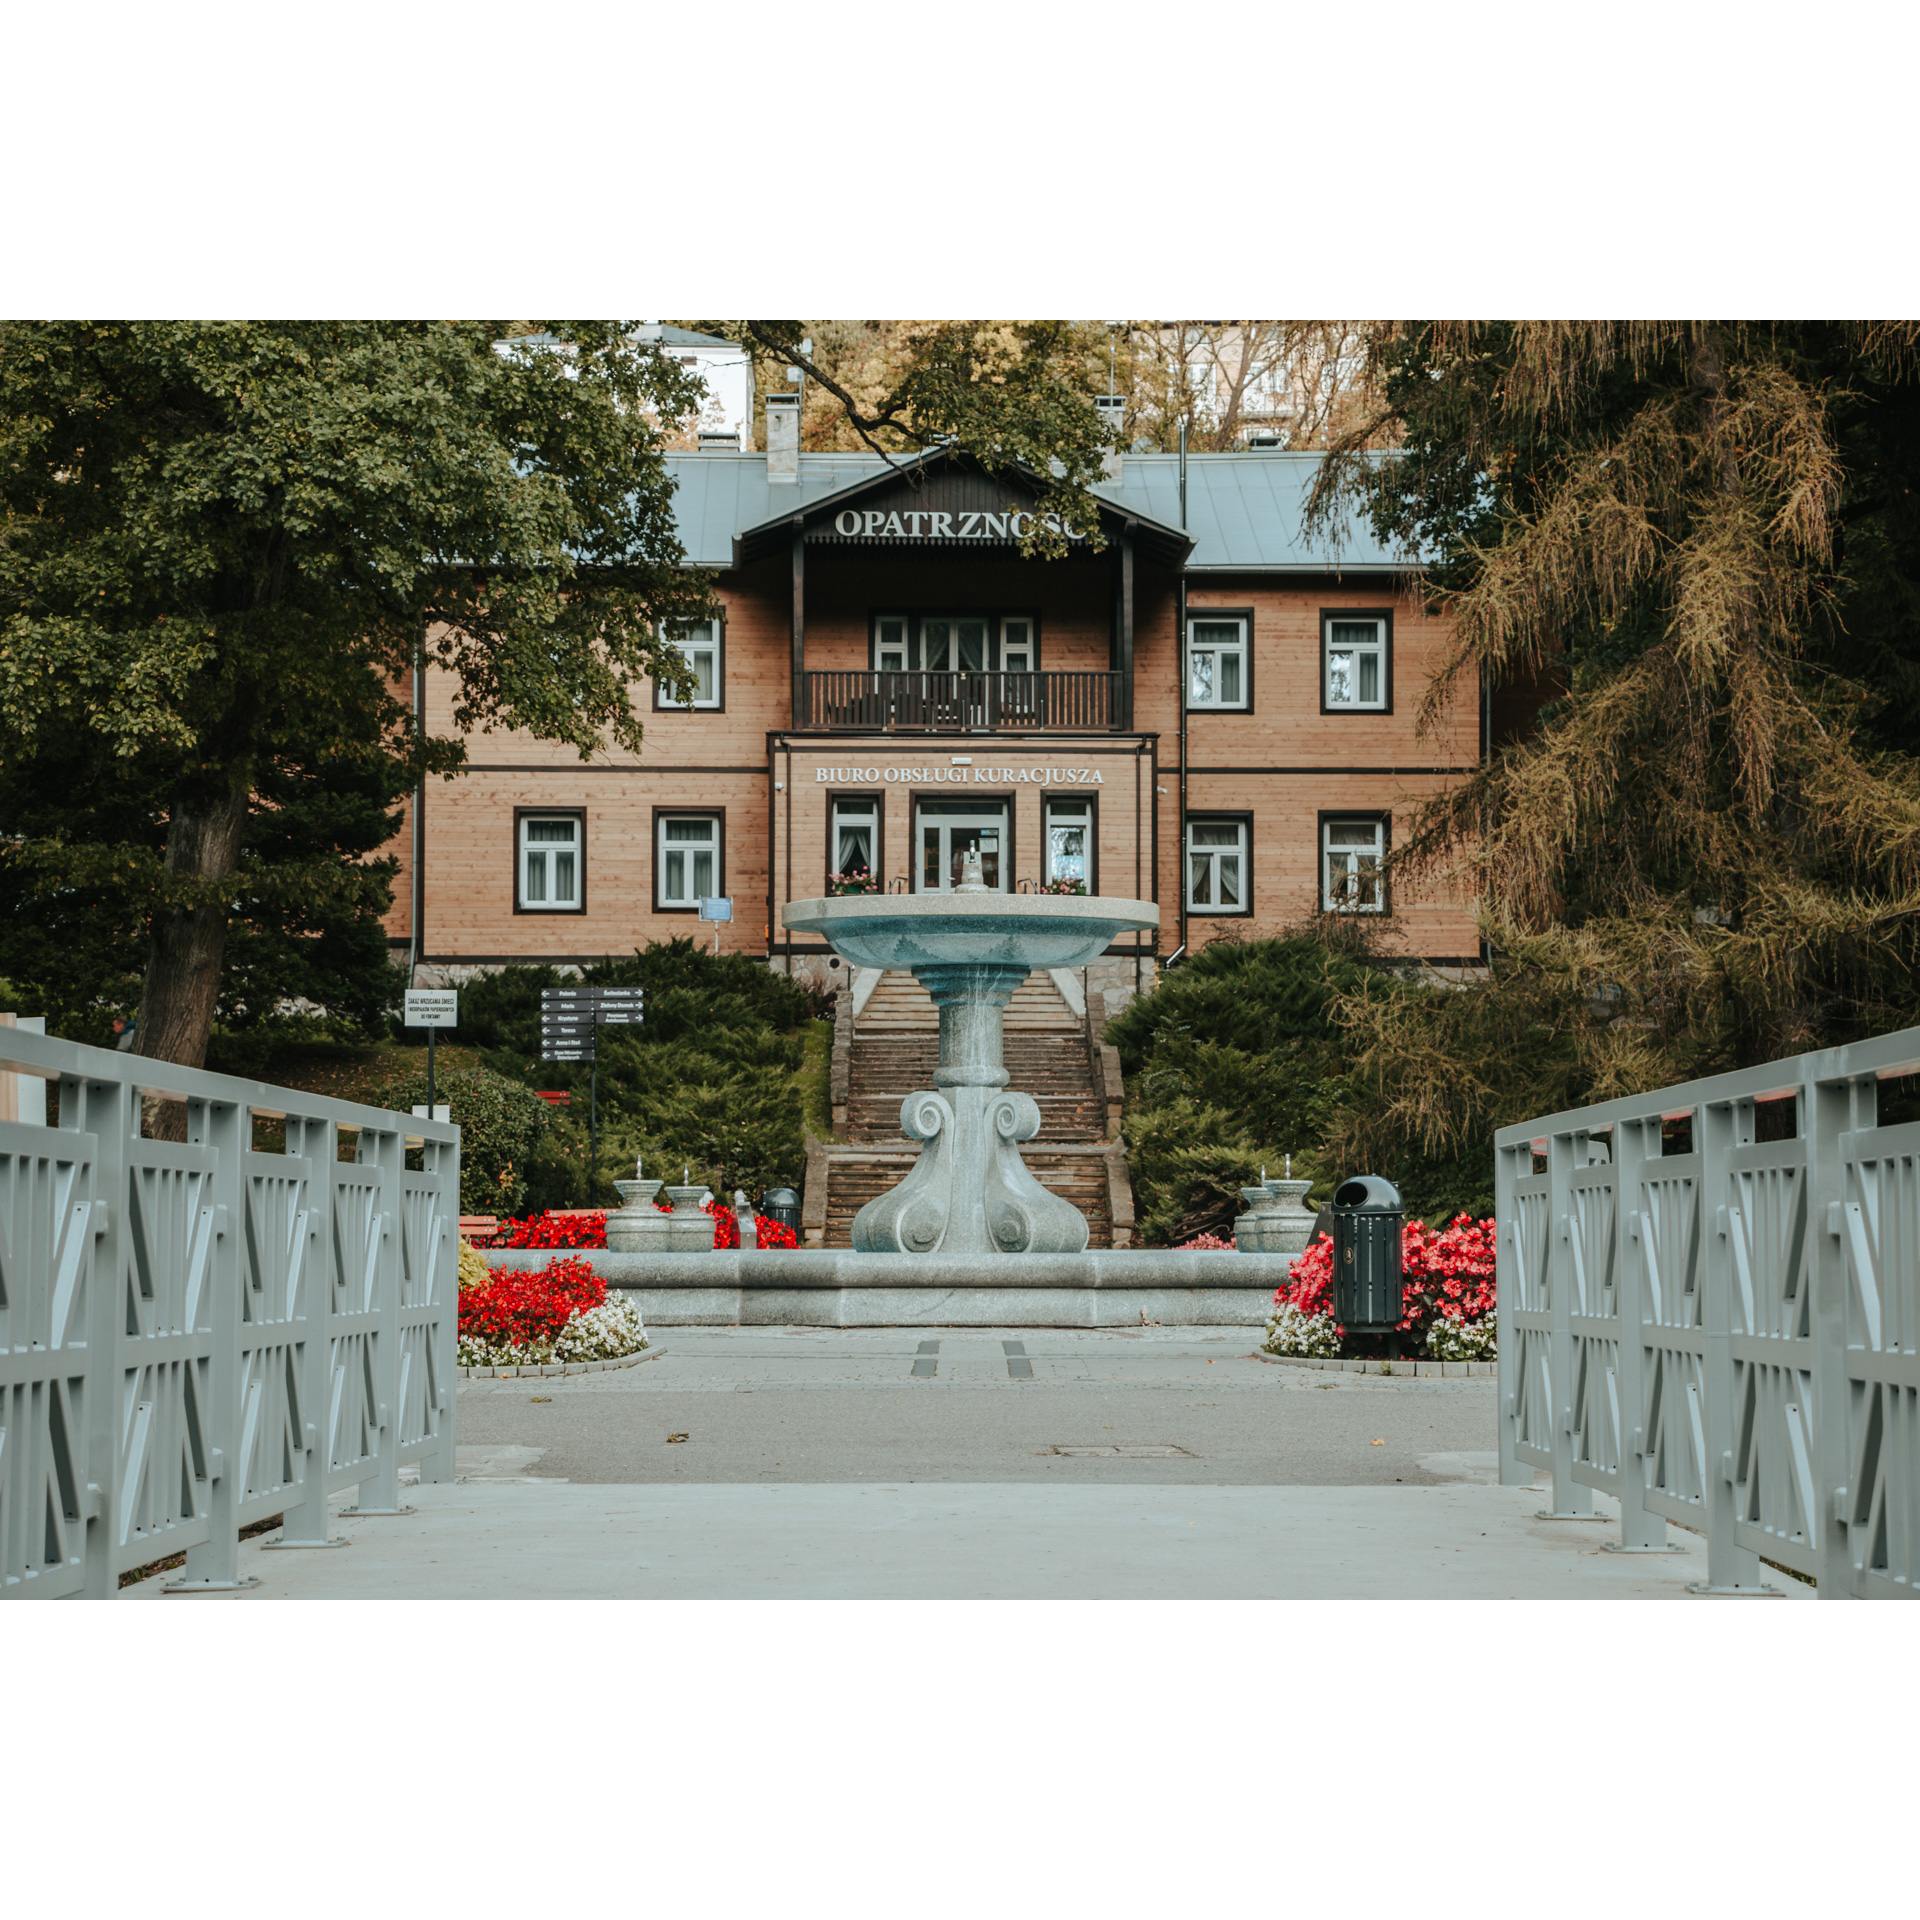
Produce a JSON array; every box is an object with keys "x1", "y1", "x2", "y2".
[{"x1": 134, "y1": 1330, "x2": 1805, "y2": 1599}]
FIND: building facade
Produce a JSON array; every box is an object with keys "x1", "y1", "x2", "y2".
[{"x1": 385, "y1": 433, "x2": 1486, "y2": 1011}]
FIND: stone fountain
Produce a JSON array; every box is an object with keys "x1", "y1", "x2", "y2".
[
  {"x1": 782, "y1": 852, "x2": 1154, "y2": 1257},
  {"x1": 483, "y1": 858, "x2": 1307, "y2": 1325}
]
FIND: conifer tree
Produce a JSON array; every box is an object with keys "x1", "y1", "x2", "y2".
[{"x1": 1308, "y1": 322, "x2": 1920, "y2": 1190}]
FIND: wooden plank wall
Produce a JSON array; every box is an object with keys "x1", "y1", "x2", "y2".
[{"x1": 380, "y1": 555, "x2": 1483, "y2": 966}]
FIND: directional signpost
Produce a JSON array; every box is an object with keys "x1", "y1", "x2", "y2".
[
  {"x1": 539, "y1": 986, "x2": 645, "y2": 1197},
  {"x1": 404, "y1": 988, "x2": 459, "y2": 1108}
]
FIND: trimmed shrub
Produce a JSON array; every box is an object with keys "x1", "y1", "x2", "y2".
[
  {"x1": 384, "y1": 1064, "x2": 549, "y2": 1216},
  {"x1": 1121, "y1": 1098, "x2": 1265, "y2": 1248}
]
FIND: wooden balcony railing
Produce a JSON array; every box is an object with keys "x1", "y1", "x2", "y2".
[{"x1": 800, "y1": 670, "x2": 1125, "y2": 733}]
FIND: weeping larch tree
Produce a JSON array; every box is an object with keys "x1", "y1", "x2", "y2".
[{"x1": 1306, "y1": 321, "x2": 1920, "y2": 1204}]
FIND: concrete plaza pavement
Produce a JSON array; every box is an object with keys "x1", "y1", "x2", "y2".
[
  {"x1": 134, "y1": 1329, "x2": 1802, "y2": 1599},
  {"x1": 454, "y1": 1327, "x2": 1498, "y2": 1485}
]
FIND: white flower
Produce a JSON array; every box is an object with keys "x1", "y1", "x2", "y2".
[
  {"x1": 1263, "y1": 1303, "x2": 1341, "y2": 1358},
  {"x1": 459, "y1": 1292, "x2": 649, "y2": 1368},
  {"x1": 1425, "y1": 1313, "x2": 1496, "y2": 1361}
]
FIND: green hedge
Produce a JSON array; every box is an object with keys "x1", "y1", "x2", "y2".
[
  {"x1": 382, "y1": 1064, "x2": 549, "y2": 1216},
  {"x1": 450, "y1": 942, "x2": 821, "y2": 1212}
]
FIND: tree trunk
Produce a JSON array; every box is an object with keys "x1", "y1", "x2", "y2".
[{"x1": 136, "y1": 788, "x2": 246, "y2": 1081}]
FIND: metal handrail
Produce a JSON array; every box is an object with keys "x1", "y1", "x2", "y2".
[
  {"x1": 0, "y1": 1025, "x2": 460, "y2": 1598},
  {"x1": 1495, "y1": 1024, "x2": 1920, "y2": 1597},
  {"x1": 800, "y1": 670, "x2": 1124, "y2": 733}
]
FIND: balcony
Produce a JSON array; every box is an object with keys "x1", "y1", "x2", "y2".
[{"x1": 800, "y1": 670, "x2": 1125, "y2": 734}]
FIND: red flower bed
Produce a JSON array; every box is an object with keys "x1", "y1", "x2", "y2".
[
  {"x1": 497, "y1": 1200, "x2": 803, "y2": 1253},
  {"x1": 458, "y1": 1254, "x2": 606, "y2": 1349},
  {"x1": 1274, "y1": 1213, "x2": 1496, "y2": 1344},
  {"x1": 497, "y1": 1211, "x2": 608, "y2": 1249}
]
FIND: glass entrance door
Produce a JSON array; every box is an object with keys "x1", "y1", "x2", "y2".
[{"x1": 917, "y1": 803, "x2": 1008, "y2": 892}]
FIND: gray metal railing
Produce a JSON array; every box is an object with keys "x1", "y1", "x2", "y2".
[
  {"x1": 1496, "y1": 1026, "x2": 1920, "y2": 1597},
  {"x1": 0, "y1": 1025, "x2": 459, "y2": 1598}
]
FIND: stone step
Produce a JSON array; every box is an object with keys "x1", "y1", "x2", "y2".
[{"x1": 856, "y1": 969, "x2": 1081, "y2": 1031}]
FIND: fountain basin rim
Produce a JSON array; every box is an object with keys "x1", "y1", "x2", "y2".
[{"x1": 783, "y1": 893, "x2": 1158, "y2": 970}]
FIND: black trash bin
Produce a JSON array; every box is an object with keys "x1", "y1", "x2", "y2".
[
  {"x1": 1331, "y1": 1175, "x2": 1404, "y2": 1329},
  {"x1": 760, "y1": 1187, "x2": 802, "y2": 1235}
]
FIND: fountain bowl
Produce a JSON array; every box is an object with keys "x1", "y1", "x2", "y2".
[{"x1": 782, "y1": 891, "x2": 1158, "y2": 972}]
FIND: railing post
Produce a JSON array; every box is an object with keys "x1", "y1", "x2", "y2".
[
  {"x1": 75, "y1": 1069, "x2": 134, "y2": 1599},
  {"x1": 1495, "y1": 1138, "x2": 1529, "y2": 1486},
  {"x1": 1694, "y1": 1097, "x2": 1774, "y2": 1593},
  {"x1": 1809, "y1": 1067, "x2": 1858, "y2": 1597},
  {"x1": 1539, "y1": 1129, "x2": 1595, "y2": 1517},
  {"x1": 1609, "y1": 1115, "x2": 1671, "y2": 1551},
  {"x1": 269, "y1": 1113, "x2": 348, "y2": 1550},
  {"x1": 346, "y1": 1124, "x2": 410, "y2": 1517},
  {"x1": 417, "y1": 1130, "x2": 460, "y2": 1486},
  {"x1": 168, "y1": 1096, "x2": 255, "y2": 1590}
]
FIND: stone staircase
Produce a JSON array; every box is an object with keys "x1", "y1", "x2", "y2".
[{"x1": 810, "y1": 970, "x2": 1133, "y2": 1251}]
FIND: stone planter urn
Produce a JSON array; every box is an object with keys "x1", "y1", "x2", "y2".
[
  {"x1": 1261, "y1": 1177, "x2": 1318, "y2": 1259},
  {"x1": 1234, "y1": 1183, "x2": 1285, "y2": 1252},
  {"x1": 664, "y1": 1184, "x2": 712, "y2": 1252},
  {"x1": 606, "y1": 1176, "x2": 668, "y2": 1254}
]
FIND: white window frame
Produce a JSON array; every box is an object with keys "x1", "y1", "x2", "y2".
[
  {"x1": 830, "y1": 798, "x2": 879, "y2": 883},
  {"x1": 1000, "y1": 616, "x2": 1036, "y2": 674},
  {"x1": 1186, "y1": 617, "x2": 1249, "y2": 711},
  {"x1": 1322, "y1": 615, "x2": 1388, "y2": 712},
  {"x1": 1185, "y1": 817, "x2": 1248, "y2": 916},
  {"x1": 1322, "y1": 815, "x2": 1388, "y2": 914},
  {"x1": 873, "y1": 613, "x2": 911, "y2": 674},
  {"x1": 1043, "y1": 798, "x2": 1091, "y2": 890},
  {"x1": 657, "y1": 813, "x2": 722, "y2": 910},
  {"x1": 518, "y1": 813, "x2": 582, "y2": 912},
  {"x1": 659, "y1": 618, "x2": 723, "y2": 710}
]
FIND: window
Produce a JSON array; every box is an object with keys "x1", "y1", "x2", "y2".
[
  {"x1": 917, "y1": 803, "x2": 1006, "y2": 893},
  {"x1": 518, "y1": 814, "x2": 582, "y2": 912},
  {"x1": 1322, "y1": 815, "x2": 1387, "y2": 913},
  {"x1": 657, "y1": 813, "x2": 721, "y2": 909},
  {"x1": 656, "y1": 618, "x2": 723, "y2": 710},
  {"x1": 1186, "y1": 818, "x2": 1247, "y2": 914},
  {"x1": 830, "y1": 798, "x2": 878, "y2": 884},
  {"x1": 1044, "y1": 799, "x2": 1091, "y2": 892},
  {"x1": 1322, "y1": 612, "x2": 1389, "y2": 712},
  {"x1": 921, "y1": 615, "x2": 988, "y2": 673},
  {"x1": 874, "y1": 615, "x2": 910, "y2": 674},
  {"x1": 1187, "y1": 617, "x2": 1249, "y2": 710},
  {"x1": 869, "y1": 613, "x2": 1036, "y2": 673}
]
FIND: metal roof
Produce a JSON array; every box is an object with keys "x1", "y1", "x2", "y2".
[
  {"x1": 1098, "y1": 452, "x2": 1411, "y2": 572},
  {"x1": 662, "y1": 449, "x2": 1409, "y2": 573}
]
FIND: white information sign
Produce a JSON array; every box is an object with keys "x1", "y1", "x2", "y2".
[
  {"x1": 698, "y1": 897, "x2": 733, "y2": 922},
  {"x1": 404, "y1": 989, "x2": 459, "y2": 1029}
]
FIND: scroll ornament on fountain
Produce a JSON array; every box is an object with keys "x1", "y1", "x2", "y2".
[{"x1": 782, "y1": 848, "x2": 1159, "y2": 1257}]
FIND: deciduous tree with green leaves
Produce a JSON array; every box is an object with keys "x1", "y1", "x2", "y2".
[{"x1": 0, "y1": 321, "x2": 715, "y2": 1072}]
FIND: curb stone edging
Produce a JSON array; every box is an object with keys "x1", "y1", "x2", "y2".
[
  {"x1": 1253, "y1": 1352, "x2": 1497, "y2": 1377},
  {"x1": 458, "y1": 1345, "x2": 662, "y2": 1382}
]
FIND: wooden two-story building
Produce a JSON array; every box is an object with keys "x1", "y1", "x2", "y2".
[{"x1": 386, "y1": 423, "x2": 1484, "y2": 1013}]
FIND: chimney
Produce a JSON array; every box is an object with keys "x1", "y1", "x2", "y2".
[
  {"x1": 1094, "y1": 395, "x2": 1125, "y2": 481},
  {"x1": 765, "y1": 391, "x2": 800, "y2": 483}
]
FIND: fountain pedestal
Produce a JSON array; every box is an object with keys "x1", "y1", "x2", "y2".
[
  {"x1": 784, "y1": 870, "x2": 1158, "y2": 1258},
  {"x1": 852, "y1": 961, "x2": 1089, "y2": 1255}
]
